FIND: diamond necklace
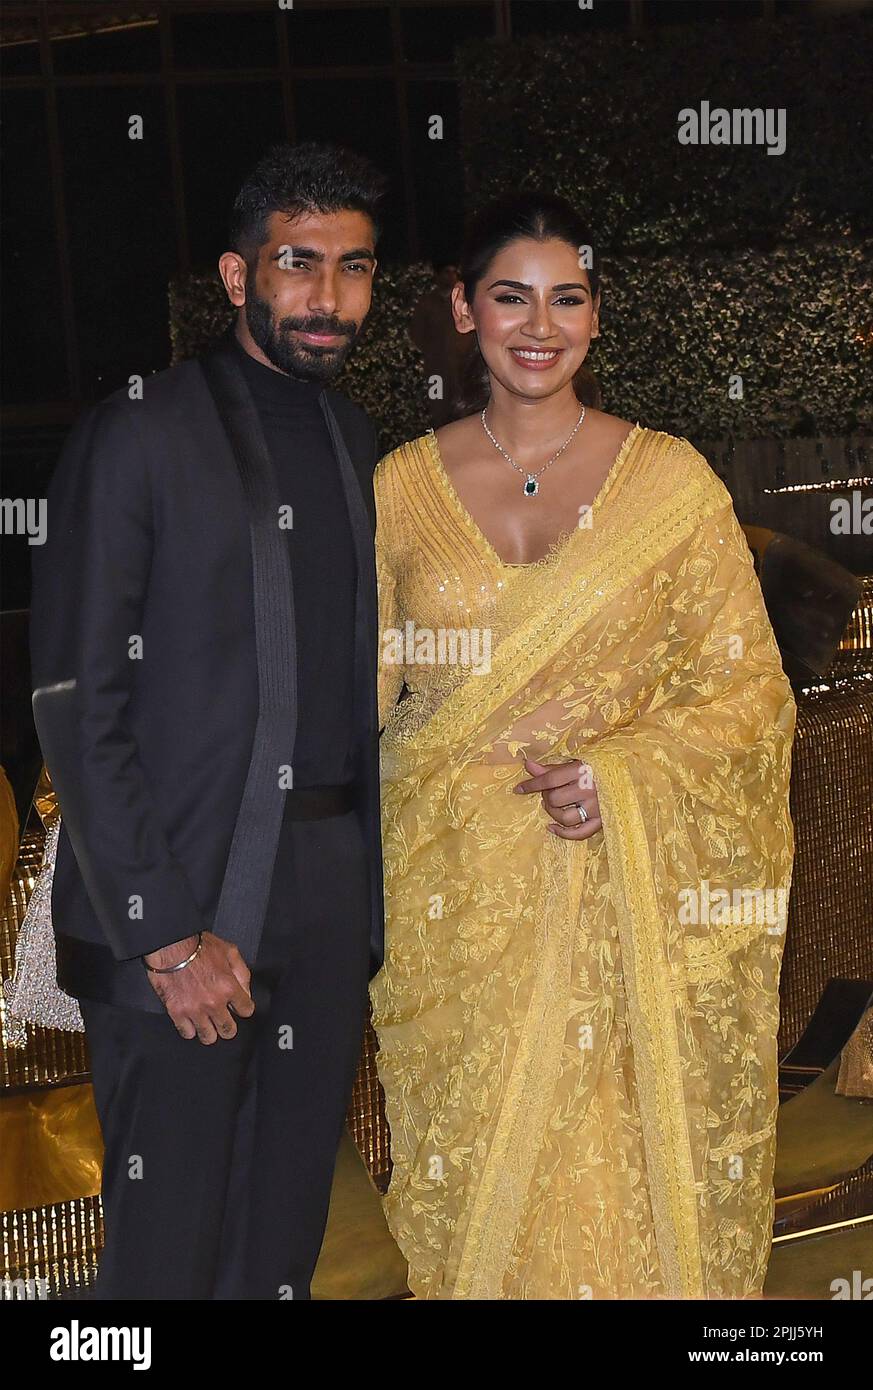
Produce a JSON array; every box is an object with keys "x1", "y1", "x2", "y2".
[{"x1": 480, "y1": 404, "x2": 586, "y2": 496}]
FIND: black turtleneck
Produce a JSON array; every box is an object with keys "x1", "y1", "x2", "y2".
[{"x1": 230, "y1": 334, "x2": 357, "y2": 791}]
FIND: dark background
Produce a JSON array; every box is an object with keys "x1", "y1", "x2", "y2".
[{"x1": 4, "y1": 0, "x2": 866, "y2": 423}]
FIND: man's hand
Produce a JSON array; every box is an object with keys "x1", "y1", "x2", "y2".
[
  {"x1": 142, "y1": 932, "x2": 255, "y2": 1043},
  {"x1": 513, "y1": 756, "x2": 603, "y2": 839}
]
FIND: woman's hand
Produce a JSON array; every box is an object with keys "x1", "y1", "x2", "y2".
[{"x1": 513, "y1": 756, "x2": 602, "y2": 839}]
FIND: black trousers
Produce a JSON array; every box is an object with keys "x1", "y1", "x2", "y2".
[{"x1": 78, "y1": 808, "x2": 371, "y2": 1301}]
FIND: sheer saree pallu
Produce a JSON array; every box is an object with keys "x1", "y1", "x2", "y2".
[{"x1": 371, "y1": 428, "x2": 796, "y2": 1300}]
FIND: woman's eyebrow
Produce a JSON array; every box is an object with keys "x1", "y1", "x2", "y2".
[
  {"x1": 485, "y1": 278, "x2": 589, "y2": 294},
  {"x1": 486, "y1": 278, "x2": 532, "y2": 291}
]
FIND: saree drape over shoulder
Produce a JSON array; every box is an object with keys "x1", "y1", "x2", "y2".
[{"x1": 371, "y1": 425, "x2": 796, "y2": 1301}]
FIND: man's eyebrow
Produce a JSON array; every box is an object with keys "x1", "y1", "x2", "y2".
[
  {"x1": 271, "y1": 246, "x2": 376, "y2": 263},
  {"x1": 485, "y1": 278, "x2": 589, "y2": 294},
  {"x1": 273, "y1": 245, "x2": 324, "y2": 262}
]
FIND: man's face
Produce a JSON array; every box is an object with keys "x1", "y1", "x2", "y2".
[{"x1": 222, "y1": 208, "x2": 377, "y2": 382}]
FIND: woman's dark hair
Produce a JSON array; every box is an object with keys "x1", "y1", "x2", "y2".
[
  {"x1": 228, "y1": 141, "x2": 387, "y2": 268},
  {"x1": 453, "y1": 190, "x2": 603, "y2": 417}
]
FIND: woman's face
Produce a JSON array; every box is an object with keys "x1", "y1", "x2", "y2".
[{"x1": 452, "y1": 235, "x2": 600, "y2": 402}]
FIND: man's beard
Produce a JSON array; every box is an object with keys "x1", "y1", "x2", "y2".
[{"x1": 245, "y1": 282, "x2": 359, "y2": 383}]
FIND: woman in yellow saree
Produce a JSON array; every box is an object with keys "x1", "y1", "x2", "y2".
[{"x1": 371, "y1": 193, "x2": 796, "y2": 1300}]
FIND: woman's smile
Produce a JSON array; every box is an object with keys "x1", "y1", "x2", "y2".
[{"x1": 508, "y1": 346, "x2": 564, "y2": 370}]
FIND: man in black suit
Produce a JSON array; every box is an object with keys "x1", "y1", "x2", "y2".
[{"x1": 30, "y1": 143, "x2": 387, "y2": 1300}]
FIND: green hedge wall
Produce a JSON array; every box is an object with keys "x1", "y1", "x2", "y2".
[
  {"x1": 169, "y1": 11, "x2": 871, "y2": 448},
  {"x1": 592, "y1": 235, "x2": 870, "y2": 439},
  {"x1": 170, "y1": 231, "x2": 869, "y2": 446},
  {"x1": 448, "y1": 9, "x2": 871, "y2": 438},
  {"x1": 456, "y1": 12, "x2": 872, "y2": 253}
]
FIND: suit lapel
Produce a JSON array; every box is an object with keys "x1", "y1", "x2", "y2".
[
  {"x1": 197, "y1": 336, "x2": 378, "y2": 965},
  {"x1": 319, "y1": 392, "x2": 383, "y2": 972},
  {"x1": 198, "y1": 340, "x2": 297, "y2": 961},
  {"x1": 319, "y1": 394, "x2": 378, "y2": 738}
]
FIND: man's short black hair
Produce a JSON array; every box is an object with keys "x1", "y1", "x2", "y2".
[{"x1": 228, "y1": 141, "x2": 387, "y2": 264}]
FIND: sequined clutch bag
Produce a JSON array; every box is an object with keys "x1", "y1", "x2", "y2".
[
  {"x1": 2, "y1": 818, "x2": 85, "y2": 1044},
  {"x1": 835, "y1": 1006, "x2": 873, "y2": 1100}
]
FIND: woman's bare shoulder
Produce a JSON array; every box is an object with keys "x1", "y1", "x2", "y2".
[
  {"x1": 434, "y1": 413, "x2": 480, "y2": 465},
  {"x1": 583, "y1": 407, "x2": 637, "y2": 443}
]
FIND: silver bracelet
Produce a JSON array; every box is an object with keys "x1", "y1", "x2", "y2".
[{"x1": 143, "y1": 932, "x2": 203, "y2": 974}]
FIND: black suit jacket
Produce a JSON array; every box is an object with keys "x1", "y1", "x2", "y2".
[{"x1": 30, "y1": 333, "x2": 385, "y2": 1010}]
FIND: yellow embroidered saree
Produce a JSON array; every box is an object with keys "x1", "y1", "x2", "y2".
[{"x1": 371, "y1": 425, "x2": 796, "y2": 1300}]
